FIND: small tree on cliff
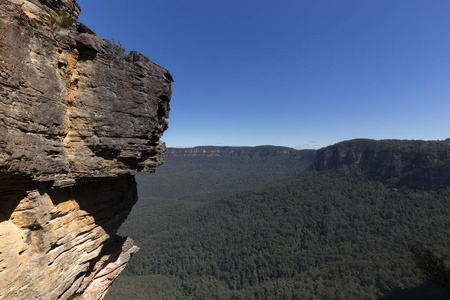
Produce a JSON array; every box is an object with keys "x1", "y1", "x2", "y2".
[
  {"x1": 51, "y1": 11, "x2": 73, "y2": 29},
  {"x1": 105, "y1": 37, "x2": 129, "y2": 61}
]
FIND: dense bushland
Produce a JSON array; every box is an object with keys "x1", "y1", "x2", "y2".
[
  {"x1": 136, "y1": 149, "x2": 315, "y2": 201},
  {"x1": 105, "y1": 147, "x2": 450, "y2": 299}
]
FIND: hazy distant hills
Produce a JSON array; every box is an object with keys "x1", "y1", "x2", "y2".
[
  {"x1": 165, "y1": 145, "x2": 316, "y2": 158},
  {"x1": 136, "y1": 146, "x2": 316, "y2": 201},
  {"x1": 106, "y1": 140, "x2": 450, "y2": 300}
]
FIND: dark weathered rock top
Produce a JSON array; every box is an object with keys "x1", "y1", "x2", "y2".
[
  {"x1": 0, "y1": 0, "x2": 172, "y2": 185},
  {"x1": 0, "y1": 1, "x2": 172, "y2": 299}
]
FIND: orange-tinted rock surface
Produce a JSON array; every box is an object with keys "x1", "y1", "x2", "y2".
[
  {"x1": 0, "y1": 0, "x2": 172, "y2": 183},
  {"x1": 1, "y1": 177, "x2": 139, "y2": 300},
  {"x1": 0, "y1": 0, "x2": 172, "y2": 299}
]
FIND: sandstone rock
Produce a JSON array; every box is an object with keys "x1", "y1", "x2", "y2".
[
  {"x1": 7, "y1": 0, "x2": 80, "y2": 28},
  {"x1": 0, "y1": 0, "x2": 172, "y2": 183},
  {"x1": 0, "y1": 0, "x2": 172, "y2": 299},
  {"x1": 80, "y1": 237, "x2": 140, "y2": 300},
  {"x1": 0, "y1": 176, "x2": 139, "y2": 300},
  {"x1": 312, "y1": 139, "x2": 450, "y2": 189}
]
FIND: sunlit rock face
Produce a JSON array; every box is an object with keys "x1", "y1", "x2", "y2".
[
  {"x1": 0, "y1": 0, "x2": 172, "y2": 299},
  {"x1": 0, "y1": 176, "x2": 139, "y2": 300}
]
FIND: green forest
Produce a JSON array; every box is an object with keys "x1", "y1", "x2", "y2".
[{"x1": 105, "y1": 145, "x2": 450, "y2": 300}]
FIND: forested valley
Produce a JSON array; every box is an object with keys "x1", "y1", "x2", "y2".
[{"x1": 105, "y1": 143, "x2": 450, "y2": 300}]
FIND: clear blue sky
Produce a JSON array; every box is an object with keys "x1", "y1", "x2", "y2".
[{"x1": 77, "y1": 0, "x2": 450, "y2": 149}]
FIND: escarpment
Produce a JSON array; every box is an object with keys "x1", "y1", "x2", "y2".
[
  {"x1": 312, "y1": 139, "x2": 450, "y2": 189},
  {"x1": 166, "y1": 146, "x2": 316, "y2": 159},
  {"x1": 0, "y1": 0, "x2": 172, "y2": 299}
]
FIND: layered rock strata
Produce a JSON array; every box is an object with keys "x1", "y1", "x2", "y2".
[
  {"x1": 312, "y1": 139, "x2": 450, "y2": 189},
  {"x1": 0, "y1": 0, "x2": 172, "y2": 299},
  {"x1": 1, "y1": 176, "x2": 139, "y2": 300},
  {"x1": 166, "y1": 146, "x2": 316, "y2": 159}
]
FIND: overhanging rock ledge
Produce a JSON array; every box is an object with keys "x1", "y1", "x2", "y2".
[{"x1": 0, "y1": 0, "x2": 172, "y2": 299}]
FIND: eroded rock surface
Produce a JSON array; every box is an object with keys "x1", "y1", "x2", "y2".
[
  {"x1": 0, "y1": 0, "x2": 172, "y2": 299},
  {"x1": 0, "y1": 0, "x2": 172, "y2": 183},
  {"x1": 0, "y1": 176, "x2": 139, "y2": 300},
  {"x1": 312, "y1": 139, "x2": 450, "y2": 189}
]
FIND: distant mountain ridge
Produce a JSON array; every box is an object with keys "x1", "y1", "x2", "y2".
[
  {"x1": 312, "y1": 139, "x2": 450, "y2": 189},
  {"x1": 166, "y1": 145, "x2": 316, "y2": 159},
  {"x1": 137, "y1": 145, "x2": 316, "y2": 201},
  {"x1": 109, "y1": 139, "x2": 450, "y2": 299},
  {"x1": 164, "y1": 140, "x2": 450, "y2": 189}
]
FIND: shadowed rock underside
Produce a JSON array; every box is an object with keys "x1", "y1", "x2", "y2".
[{"x1": 0, "y1": 0, "x2": 172, "y2": 299}]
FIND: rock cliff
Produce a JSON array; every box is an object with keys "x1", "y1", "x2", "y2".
[
  {"x1": 312, "y1": 139, "x2": 450, "y2": 189},
  {"x1": 167, "y1": 146, "x2": 316, "y2": 159},
  {"x1": 0, "y1": 0, "x2": 172, "y2": 299}
]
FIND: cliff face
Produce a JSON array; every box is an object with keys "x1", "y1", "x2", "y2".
[
  {"x1": 1, "y1": 176, "x2": 139, "y2": 300},
  {"x1": 167, "y1": 146, "x2": 316, "y2": 159},
  {"x1": 0, "y1": 0, "x2": 171, "y2": 184},
  {"x1": 312, "y1": 139, "x2": 450, "y2": 189},
  {"x1": 0, "y1": 0, "x2": 172, "y2": 299}
]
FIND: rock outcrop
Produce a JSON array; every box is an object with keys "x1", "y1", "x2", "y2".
[
  {"x1": 312, "y1": 139, "x2": 450, "y2": 189},
  {"x1": 0, "y1": 0, "x2": 172, "y2": 299}
]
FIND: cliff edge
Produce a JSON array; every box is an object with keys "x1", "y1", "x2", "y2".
[
  {"x1": 166, "y1": 146, "x2": 316, "y2": 159},
  {"x1": 0, "y1": 0, "x2": 172, "y2": 299},
  {"x1": 312, "y1": 139, "x2": 450, "y2": 189}
]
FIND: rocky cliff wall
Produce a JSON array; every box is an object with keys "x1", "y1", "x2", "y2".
[
  {"x1": 0, "y1": 0, "x2": 172, "y2": 184},
  {"x1": 312, "y1": 139, "x2": 450, "y2": 189},
  {"x1": 167, "y1": 146, "x2": 316, "y2": 159},
  {"x1": 1, "y1": 176, "x2": 138, "y2": 300},
  {"x1": 0, "y1": 0, "x2": 172, "y2": 299}
]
